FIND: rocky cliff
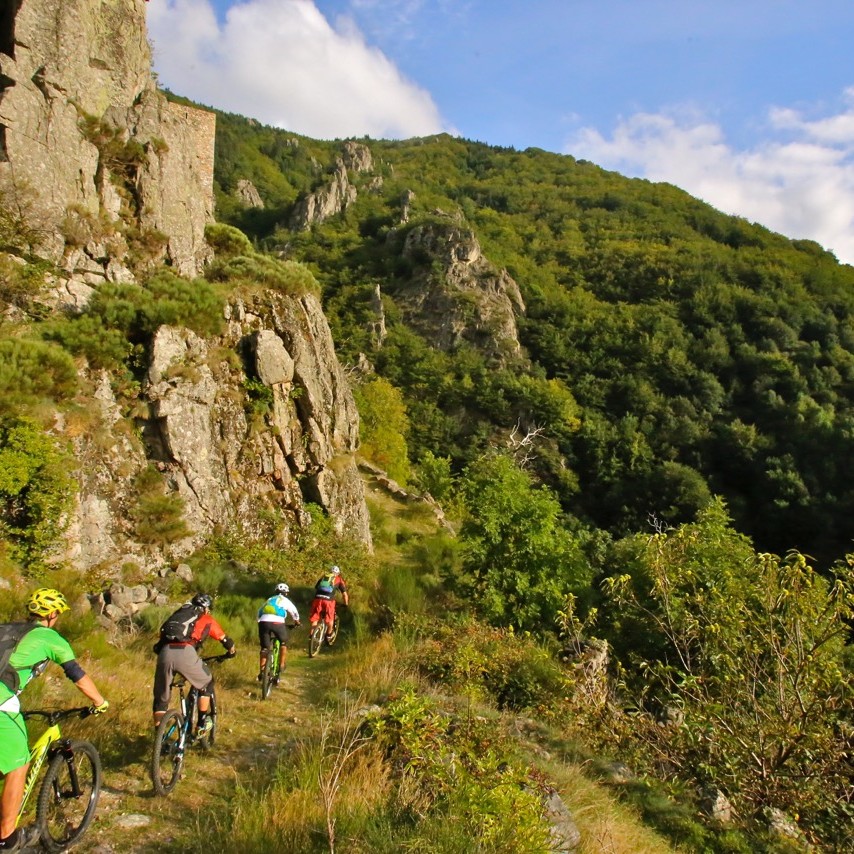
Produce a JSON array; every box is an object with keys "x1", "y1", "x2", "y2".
[
  {"x1": 0, "y1": 0, "x2": 213, "y2": 279},
  {"x1": 71, "y1": 289, "x2": 371, "y2": 571},
  {"x1": 0, "y1": 0, "x2": 373, "y2": 574}
]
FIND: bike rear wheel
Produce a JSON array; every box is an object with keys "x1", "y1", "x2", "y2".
[
  {"x1": 261, "y1": 642, "x2": 278, "y2": 699},
  {"x1": 36, "y1": 739, "x2": 101, "y2": 853},
  {"x1": 151, "y1": 709, "x2": 184, "y2": 795},
  {"x1": 308, "y1": 622, "x2": 324, "y2": 657}
]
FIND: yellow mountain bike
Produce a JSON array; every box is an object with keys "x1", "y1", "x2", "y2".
[{"x1": 18, "y1": 707, "x2": 103, "y2": 853}]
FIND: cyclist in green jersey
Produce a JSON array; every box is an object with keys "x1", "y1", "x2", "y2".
[{"x1": 0, "y1": 588, "x2": 108, "y2": 852}]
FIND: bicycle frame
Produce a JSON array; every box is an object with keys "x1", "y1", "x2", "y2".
[
  {"x1": 19, "y1": 723, "x2": 61, "y2": 818},
  {"x1": 169, "y1": 653, "x2": 226, "y2": 749},
  {"x1": 17, "y1": 706, "x2": 102, "y2": 852}
]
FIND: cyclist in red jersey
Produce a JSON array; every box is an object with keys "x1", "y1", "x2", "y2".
[
  {"x1": 308, "y1": 566, "x2": 349, "y2": 637},
  {"x1": 152, "y1": 593, "x2": 235, "y2": 734}
]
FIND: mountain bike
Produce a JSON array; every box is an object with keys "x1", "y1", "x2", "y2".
[
  {"x1": 308, "y1": 612, "x2": 340, "y2": 658},
  {"x1": 18, "y1": 707, "x2": 103, "y2": 853},
  {"x1": 151, "y1": 654, "x2": 227, "y2": 796},
  {"x1": 261, "y1": 622, "x2": 298, "y2": 699}
]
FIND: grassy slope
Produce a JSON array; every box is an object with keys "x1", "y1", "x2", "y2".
[{"x1": 14, "y1": 478, "x2": 677, "y2": 853}]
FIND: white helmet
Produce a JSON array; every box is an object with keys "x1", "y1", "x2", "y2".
[
  {"x1": 331, "y1": 565, "x2": 341, "y2": 576},
  {"x1": 275, "y1": 583, "x2": 289, "y2": 594}
]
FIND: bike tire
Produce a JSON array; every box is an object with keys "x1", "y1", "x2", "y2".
[
  {"x1": 308, "y1": 622, "x2": 324, "y2": 657},
  {"x1": 36, "y1": 739, "x2": 101, "y2": 853},
  {"x1": 326, "y1": 614, "x2": 340, "y2": 646},
  {"x1": 261, "y1": 643, "x2": 277, "y2": 699},
  {"x1": 151, "y1": 709, "x2": 184, "y2": 796}
]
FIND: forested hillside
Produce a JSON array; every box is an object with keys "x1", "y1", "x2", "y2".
[{"x1": 211, "y1": 105, "x2": 854, "y2": 570}]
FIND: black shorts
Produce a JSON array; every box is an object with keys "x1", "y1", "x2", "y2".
[{"x1": 258, "y1": 622, "x2": 290, "y2": 650}]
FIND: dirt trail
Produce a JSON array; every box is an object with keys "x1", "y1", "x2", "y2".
[{"x1": 75, "y1": 635, "x2": 340, "y2": 853}]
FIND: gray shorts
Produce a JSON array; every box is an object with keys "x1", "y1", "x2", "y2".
[{"x1": 153, "y1": 644, "x2": 213, "y2": 713}]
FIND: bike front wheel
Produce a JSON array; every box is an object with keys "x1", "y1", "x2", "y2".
[
  {"x1": 326, "y1": 614, "x2": 341, "y2": 646},
  {"x1": 308, "y1": 622, "x2": 324, "y2": 657},
  {"x1": 36, "y1": 739, "x2": 102, "y2": 853},
  {"x1": 151, "y1": 709, "x2": 185, "y2": 795}
]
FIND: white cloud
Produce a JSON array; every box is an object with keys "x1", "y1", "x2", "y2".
[
  {"x1": 146, "y1": 0, "x2": 447, "y2": 139},
  {"x1": 566, "y1": 95, "x2": 854, "y2": 266}
]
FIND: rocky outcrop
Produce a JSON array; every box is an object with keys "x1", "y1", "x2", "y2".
[
  {"x1": 67, "y1": 290, "x2": 372, "y2": 571},
  {"x1": 236, "y1": 178, "x2": 265, "y2": 209},
  {"x1": 394, "y1": 216, "x2": 525, "y2": 361},
  {"x1": 290, "y1": 142, "x2": 373, "y2": 231},
  {"x1": 0, "y1": 0, "x2": 213, "y2": 278}
]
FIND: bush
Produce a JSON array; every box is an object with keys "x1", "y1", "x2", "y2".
[
  {"x1": 0, "y1": 418, "x2": 76, "y2": 569},
  {"x1": 131, "y1": 466, "x2": 190, "y2": 545},
  {"x1": 0, "y1": 338, "x2": 78, "y2": 413},
  {"x1": 407, "y1": 617, "x2": 569, "y2": 714},
  {"x1": 365, "y1": 687, "x2": 554, "y2": 852}
]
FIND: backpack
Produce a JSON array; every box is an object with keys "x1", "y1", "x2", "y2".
[
  {"x1": 0, "y1": 621, "x2": 38, "y2": 693},
  {"x1": 315, "y1": 574, "x2": 335, "y2": 597},
  {"x1": 158, "y1": 604, "x2": 202, "y2": 644}
]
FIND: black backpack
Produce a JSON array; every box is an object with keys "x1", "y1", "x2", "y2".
[
  {"x1": 0, "y1": 622, "x2": 37, "y2": 693},
  {"x1": 158, "y1": 604, "x2": 202, "y2": 644}
]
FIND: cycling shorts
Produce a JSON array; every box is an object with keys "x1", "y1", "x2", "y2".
[
  {"x1": 258, "y1": 622, "x2": 290, "y2": 650},
  {"x1": 152, "y1": 645, "x2": 213, "y2": 714}
]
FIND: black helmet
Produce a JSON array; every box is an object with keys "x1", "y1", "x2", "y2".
[{"x1": 191, "y1": 593, "x2": 213, "y2": 610}]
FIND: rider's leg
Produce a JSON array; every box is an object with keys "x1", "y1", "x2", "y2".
[{"x1": 0, "y1": 764, "x2": 28, "y2": 839}]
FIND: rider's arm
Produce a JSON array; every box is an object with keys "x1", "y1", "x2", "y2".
[{"x1": 71, "y1": 672, "x2": 106, "y2": 707}]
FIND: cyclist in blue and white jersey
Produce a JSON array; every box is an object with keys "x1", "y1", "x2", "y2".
[{"x1": 257, "y1": 584, "x2": 300, "y2": 682}]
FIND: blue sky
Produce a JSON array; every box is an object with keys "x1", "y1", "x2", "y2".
[{"x1": 147, "y1": 1, "x2": 854, "y2": 264}]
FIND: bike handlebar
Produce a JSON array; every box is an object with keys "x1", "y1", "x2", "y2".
[{"x1": 22, "y1": 707, "x2": 95, "y2": 724}]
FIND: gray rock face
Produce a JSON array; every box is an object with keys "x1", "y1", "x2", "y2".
[
  {"x1": 397, "y1": 218, "x2": 525, "y2": 361},
  {"x1": 289, "y1": 142, "x2": 372, "y2": 231},
  {"x1": 0, "y1": 0, "x2": 213, "y2": 278},
  {"x1": 236, "y1": 178, "x2": 265, "y2": 209},
  {"x1": 67, "y1": 290, "x2": 372, "y2": 569},
  {"x1": 544, "y1": 790, "x2": 581, "y2": 852},
  {"x1": 290, "y1": 158, "x2": 357, "y2": 230}
]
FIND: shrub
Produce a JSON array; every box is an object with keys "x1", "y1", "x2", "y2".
[
  {"x1": 131, "y1": 466, "x2": 190, "y2": 545},
  {"x1": 0, "y1": 418, "x2": 76, "y2": 569},
  {"x1": 365, "y1": 687, "x2": 554, "y2": 852},
  {"x1": 603, "y1": 499, "x2": 854, "y2": 843},
  {"x1": 205, "y1": 222, "x2": 254, "y2": 258},
  {"x1": 353, "y1": 376, "x2": 410, "y2": 485},
  {"x1": 0, "y1": 337, "x2": 78, "y2": 413},
  {"x1": 406, "y1": 617, "x2": 569, "y2": 714}
]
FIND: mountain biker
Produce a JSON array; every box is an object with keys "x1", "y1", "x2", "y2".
[
  {"x1": 152, "y1": 593, "x2": 236, "y2": 736},
  {"x1": 257, "y1": 583, "x2": 300, "y2": 682},
  {"x1": 308, "y1": 565, "x2": 349, "y2": 639},
  {"x1": 0, "y1": 588, "x2": 109, "y2": 852}
]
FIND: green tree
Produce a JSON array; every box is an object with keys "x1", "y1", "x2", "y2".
[
  {"x1": 0, "y1": 418, "x2": 76, "y2": 569},
  {"x1": 353, "y1": 376, "x2": 410, "y2": 485},
  {"x1": 455, "y1": 453, "x2": 591, "y2": 630},
  {"x1": 604, "y1": 499, "x2": 854, "y2": 837}
]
